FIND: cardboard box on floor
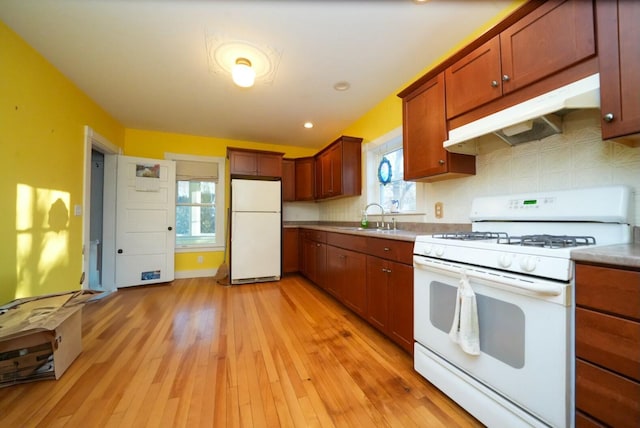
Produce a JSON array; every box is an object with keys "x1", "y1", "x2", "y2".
[{"x1": 0, "y1": 291, "x2": 94, "y2": 388}]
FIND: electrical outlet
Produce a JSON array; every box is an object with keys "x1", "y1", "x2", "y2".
[
  {"x1": 197, "y1": 255, "x2": 204, "y2": 264},
  {"x1": 435, "y1": 202, "x2": 444, "y2": 219}
]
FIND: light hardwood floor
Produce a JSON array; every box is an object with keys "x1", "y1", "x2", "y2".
[{"x1": 0, "y1": 275, "x2": 481, "y2": 427}]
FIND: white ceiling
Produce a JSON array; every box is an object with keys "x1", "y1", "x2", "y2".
[{"x1": 0, "y1": 0, "x2": 514, "y2": 149}]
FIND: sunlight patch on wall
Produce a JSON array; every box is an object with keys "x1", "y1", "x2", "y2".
[{"x1": 16, "y1": 184, "x2": 70, "y2": 299}]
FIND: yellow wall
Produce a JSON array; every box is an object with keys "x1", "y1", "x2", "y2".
[
  {"x1": 123, "y1": 129, "x2": 316, "y2": 273},
  {"x1": 0, "y1": 21, "x2": 125, "y2": 305}
]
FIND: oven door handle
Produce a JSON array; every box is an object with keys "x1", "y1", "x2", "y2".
[{"x1": 413, "y1": 256, "x2": 563, "y2": 296}]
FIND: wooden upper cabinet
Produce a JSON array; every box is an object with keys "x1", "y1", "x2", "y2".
[
  {"x1": 596, "y1": 0, "x2": 640, "y2": 143},
  {"x1": 402, "y1": 73, "x2": 475, "y2": 182},
  {"x1": 314, "y1": 136, "x2": 362, "y2": 199},
  {"x1": 227, "y1": 147, "x2": 284, "y2": 178},
  {"x1": 500, "y1": 0, "x2": 595, "y2": 93},
  {"x1": 282, "y1": 158, "x2": 295, "y2": 201},
  {"x1": 445, "y1": 36, "x2": 502, "y2": 119},
  {"x1": 294, "y1": 157, "x2": 315, "y2": 201},
  {"x1": 445, "y1": 0, "x2": 596, "y2": 119}
]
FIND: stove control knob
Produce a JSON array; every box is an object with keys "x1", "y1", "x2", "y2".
[
  {"x1": 520, "y1": 256, "x2": 537, "y2": 272},
  {"x1": 422, "y1": 245, "x2": 433, "y2": 255},
  {"x1": 498, "y1": 254, "x2": 513, "y2": 268},
  {"x1": 435, "y1": 246, "x2": 445, "y2": 257}
]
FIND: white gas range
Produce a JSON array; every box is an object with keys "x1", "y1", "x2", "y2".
[{"x1": 413, "y1": 185, "x2": 633, "y2": 428}]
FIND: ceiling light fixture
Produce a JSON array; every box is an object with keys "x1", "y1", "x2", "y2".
[
  {"x1": 333, "y1": 81, "x2": 351, "y2": 91},
  {"x1": 206, "y1": 36, "x2": 282, "y2": 87},
  {"x1": 231, "y1": 57, "x2": 256, "y2": 88},
  {"x1": 303, "y1": 122, "x2": 314, "y2": 129}
]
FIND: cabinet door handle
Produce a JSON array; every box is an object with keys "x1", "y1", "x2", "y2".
[
  {"x1": 383, "y1": 247, "x2": 390, "y2": 252},
  {"x1": 490, "y1": 80, "x2": 499, "y2": 88},
  {"x1": 438, "y1": 159, "x2": 445, "y2": 165},
  {"x1": 117, "y1": 249, "x2": 123, "y2": 254},
  {"x1": 603, "y1": 113, "x2": 615, "y2": 123},
  {"x1": 502, "y1": 74, "x2": 511, "y2": 82}
]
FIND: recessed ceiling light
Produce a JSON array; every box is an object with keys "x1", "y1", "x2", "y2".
[
  {"x1": 303, "y1": 122, "x2": 314, "y2": 129},
  {"x1": 412, "y1": 0, "x2": 430, "y2": 3},
  {"x1": 333, "y1": 81, "x2": 351, "y2": 91}
]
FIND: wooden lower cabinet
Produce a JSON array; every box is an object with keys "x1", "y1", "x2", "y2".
[
  {"x1": 366, "y1": 255, "x2": 413, "y2": 354},
  {"x1": 326, "y1": 245, "x2": 366, "y2": 316},
  {"x1": 388, "y1": 262, "x2": 414, "y2": 353},
  {"x1": 282, "y1": 228, "x2": 298, "y2": 273},
  {"x1": 300, "y1": 230, "x2": 326, "y2": 289},
  {"x1": 575, "y1": 263, "x2": 640, "y2": 427},
  {"x1": 366, "y1": 256, "x2": 389, "y2": 331}
]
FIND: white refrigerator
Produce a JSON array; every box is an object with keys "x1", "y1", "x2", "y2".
[{"x1": 230, "y1": 178, "x2": 282, "y2": 284}]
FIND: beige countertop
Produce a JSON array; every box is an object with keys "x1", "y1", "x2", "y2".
[
  {"x1": 571, "y1": 243, "x2": 640, "y2": 269},
  {"x1": 296, "y1": 224, "x2": 419, "y2": 242},
  {"x1": 286, "y1": 222, "x2": 472, "y2": 242},
  {"x1": 288, "y1": 223, "x2": 640, "y2": 269}
]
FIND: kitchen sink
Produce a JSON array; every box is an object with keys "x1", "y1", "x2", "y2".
[{"x1": 332, "y1": 226, "x2": 398, "y2": 233}]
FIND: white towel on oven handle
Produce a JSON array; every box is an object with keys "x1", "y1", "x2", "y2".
[{"x1": 449, "y1": 270, "x2": 480, "y2": 355}]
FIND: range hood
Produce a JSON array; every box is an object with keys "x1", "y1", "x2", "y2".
[{"x1": 444, "y1": 74, "x2": 600, "y2": 154}]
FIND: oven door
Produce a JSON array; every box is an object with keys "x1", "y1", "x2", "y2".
[{"x1": 413, "y1": 255, "x2": 571, "y2": 428}]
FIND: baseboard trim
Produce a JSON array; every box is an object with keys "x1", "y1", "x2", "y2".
[{"x1": 175, "y1": 268, "x2": 217, "y2": 279}]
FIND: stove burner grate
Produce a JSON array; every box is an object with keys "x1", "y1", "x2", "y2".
[
  {"x1": 433, "y1": 231, "x2": 508, "y2": 241},
  {"x1": 432, "y1": 231, "x2": 598, "y2": 249},
  {"x1": 506, "y1": 234, "x2": 597, "y2": 248}
]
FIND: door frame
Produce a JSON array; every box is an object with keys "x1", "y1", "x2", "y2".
[{"x1": 82, "y1": 126, "x2": 121, "y2": 293}]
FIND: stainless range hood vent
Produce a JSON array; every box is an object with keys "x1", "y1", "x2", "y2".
[
  {"x1": 493, "y1": 114, "x2": 562, "y2": 145},
  {"x1": 444, "y1": 74, "x2": 600, "y2": 154}
]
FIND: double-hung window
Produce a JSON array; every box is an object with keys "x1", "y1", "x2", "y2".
[
  {"x1": 368, "y1": 133, "x2": 416, "y2": 213},
  {"x1": 166, "y1": 154, "x2": 225, "y2": 250}
]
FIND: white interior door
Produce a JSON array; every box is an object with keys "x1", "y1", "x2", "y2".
[{"x1": 115, "y1": 155, "x2": 176, "y2": 288}]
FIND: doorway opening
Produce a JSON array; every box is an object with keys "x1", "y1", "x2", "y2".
[
  {"x1": 83, "y1": 126, "x2": 119, "y2": 294},
  {"x1": 89, "y1": 150, "x2": 104, "y2": 290}
]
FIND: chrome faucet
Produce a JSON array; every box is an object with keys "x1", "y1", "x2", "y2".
[{"x1": 365, "y1": 202, "x2": 386, "y2": 229}]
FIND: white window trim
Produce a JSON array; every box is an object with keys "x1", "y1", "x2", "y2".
[
  {"x1": 365, "y1": 127, "x2": 421, "y2": 215},
  {"x1": 165, "y1": 152, "x2": 225, "y2": 252}
]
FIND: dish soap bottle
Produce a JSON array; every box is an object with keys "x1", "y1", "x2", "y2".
[{"x1": 360, "y1": 210, "x2": 368, "y2": 228}]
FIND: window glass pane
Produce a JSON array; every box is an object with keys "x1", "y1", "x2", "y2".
[
  {"x1": 177, "y1": 181, "x2": 215, "y2": 204},
  {"x1": 378, "y1": 148, "x2": 416, "y2": 212},
  {"x1": 176, "y1": 180, "x2": 216, "y2": 246}
]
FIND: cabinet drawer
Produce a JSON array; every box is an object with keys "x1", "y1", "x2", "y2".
[
  {"x1": 575, "y1": 411, "x2": 606, "y2": 428},
  {"x1": 576, "y1": 264, "x2": 640, "y2": 320},
  {"x1": 300, "y1": 229, "x2": 326, "y2": 243},
  {"x1": 576, "y1": 359, "x2": 640, "y2": 428},
  {"x1": 576, "y1": 307, "x2": 640, "y2": 381},
  {"x1": 326, "y1": 232, "x2": 367, "y2": 253},
  {"x1": 366, "y1": 237, "x2": 413, "y2": 264}
]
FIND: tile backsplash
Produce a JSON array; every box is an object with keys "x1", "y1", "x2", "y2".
[{"x1": 285, "y1": 109, "x2": 639, "y2": 226}]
